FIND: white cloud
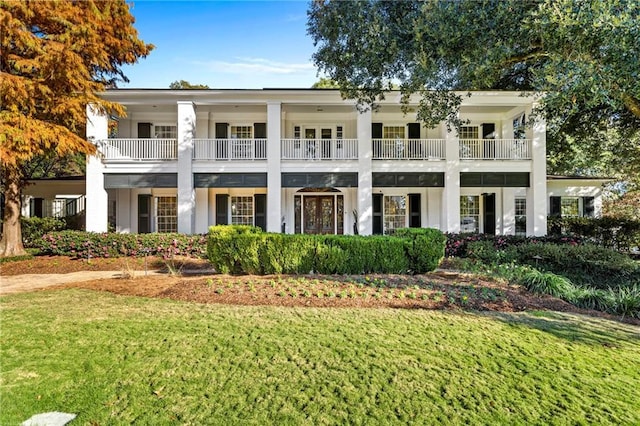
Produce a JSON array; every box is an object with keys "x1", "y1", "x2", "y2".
[{"x1": 194, "y1": 57, "x2": 315, "y2": 76}]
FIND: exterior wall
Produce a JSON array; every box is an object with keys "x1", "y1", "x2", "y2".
[
  {"x1": 547, "y1": 180, "x2": 605, "y2": 217},
  {"x1": 86, "y1": 89, "x2": 594, "y2": 237}
]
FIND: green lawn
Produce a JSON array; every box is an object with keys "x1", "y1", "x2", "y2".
[{"x1": 1, "y1": 290, "x2": 639, "y2": 425}]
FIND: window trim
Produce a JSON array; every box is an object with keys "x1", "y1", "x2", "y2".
[
  {"x1": 156, "y1": 195, "x2": 177, "y2": 233},
  {"x1": 230, "y1": 195, "x2": 254, "y2": 226},
  {"x1": 383, "y1": 194, "x2": 407, "y2": 234}
]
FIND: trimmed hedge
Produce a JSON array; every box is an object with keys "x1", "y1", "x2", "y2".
[
  {"x1": 446, "y1": 233, "x2": 582, "y2": 258},
  {"x1": 207, "y1": 226, "x2": 445, "y2": 275},
  {"x1": 21, "y1": 217, "x2": 67, "y2": 247},
  {"x1": 35, "y1": 231, "x2": 207, "y2": 258}
]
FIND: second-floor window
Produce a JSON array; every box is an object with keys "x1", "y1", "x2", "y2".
[
  {"x1": 459, "y1": 126, "x2": 479, "y2": 140},
  {"x1": 155, "y1": 125, "x2": 177, "y2": 139},
  {"x1": 383, "y1": 126, "x2": 405, "y2": 139},
  {"x1": 231, "y1": 126, "x2": 252, "y2": 139}
]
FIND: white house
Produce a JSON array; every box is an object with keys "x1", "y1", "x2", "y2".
[{"x1": 81, "y1": 89, "x2": 605, "y2": 236}]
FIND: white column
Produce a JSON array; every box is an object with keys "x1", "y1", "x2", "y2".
[
  {"x1": 502, "y1": 188, "x2": 516, "y2": 235},
  {"x1": 357, "y1": 108, "x2": 373, "y2": 235},
  {"x1": 442, "y1": 123, "x2": 460, "y2": 233},
  {"x1": 530, "y1": 107, "x2": 547, "y2": 236},
  {"x1": 194, "y1": 188, "x2": 209, "y2": 233},
  {"x1": 177, "y1": 101, "x2": 195, "y2": 234},
  {"x1": 85, "y1": 104, "x2": 109, "y2": 232},
  {"x1": 266, "y1": 102, "x2": 282, "y2": 232}
]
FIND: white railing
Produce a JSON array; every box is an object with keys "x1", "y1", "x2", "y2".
[
  {"x1": 281, "y1": 139, "x2": 358, "y2": 160},
  {"x1": 193, "y1": 139, "x2": 267, "y2": 160},
  {"x1": 372, "y1": 139, "x2": 445, "y2": 160},
  {"x1": 459, "y1": 139, "x2": 531, "y2": 160},
  {"x1": 100, "y1": 138, "x2": 177, "y2": 161}
]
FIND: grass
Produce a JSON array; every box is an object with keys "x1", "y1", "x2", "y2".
[{"x1": 2, "y1": 290, "x2": 639, "y2": 425}]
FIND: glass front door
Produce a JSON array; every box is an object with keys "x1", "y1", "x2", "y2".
[{"x1": 303, "y1": 196, "x2": 335, "y2": 234}]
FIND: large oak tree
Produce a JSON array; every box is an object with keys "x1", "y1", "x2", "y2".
[
  {"x1": 308, "y1": 0, "x2": 640, "y2": 185},
  {"x1": 0, "y1": 0, "x2": 152, "y2": 257}
]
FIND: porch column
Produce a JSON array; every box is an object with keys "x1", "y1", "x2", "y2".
[
  {"x1": 85, "y1": 104, "x2": 109, "y2": 232},
  {"x1": 442, "y1": 122, "x2": 460, "y2": 233},
  {"x1": 530, "y1": 107, "x2": 547, "y2": 236},
  {"x1": 357, "y1": 108, "x2": 373, "y2": 235},
  {"x1": 177, "y1": 101, "x2": 195, "y2": 234},
  {"x1": 266, "y1": 101, "x2": 282, "y2": 233}
]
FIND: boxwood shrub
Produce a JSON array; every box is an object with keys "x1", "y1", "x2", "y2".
[{"x1": 207, "y1": 225, "x2": 445, "y2": 275}]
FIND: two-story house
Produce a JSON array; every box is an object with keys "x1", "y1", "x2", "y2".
[{"x1": 81, "y1": 89, "x2": 605, "y2": 236}]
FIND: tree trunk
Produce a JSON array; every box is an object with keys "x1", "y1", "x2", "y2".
[{"x1": 0, "y1": 166, "x2": 27, "y2": 257}]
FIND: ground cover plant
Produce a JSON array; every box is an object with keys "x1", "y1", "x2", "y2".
[{"x1": 2, "y1": 289, "x2": 639, "y2": 425}]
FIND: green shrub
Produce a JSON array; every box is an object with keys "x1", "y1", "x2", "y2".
[
  {"x1": 514, "y1": 243, "x2": 640, "y2": 289},
  {"x1": 207, "y1": 225, "x2": 262, "y2": 274},
  {"x1": 21, "y1": 217, "x2": 67, "y2": 247},
  {"x1": 548, "y1": 216, "x2": 640, "y2": 252},
  {"x1": 394, "y1": 228, "x2": 446, "y2": 273},
  {"x1": 260, "y1": 234, "x2": 316, "y2": 274},
  {"x1": 607, "y1": 285, "x2": 640, "y2": 319}
]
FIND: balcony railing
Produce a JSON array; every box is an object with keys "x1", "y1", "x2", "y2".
[
  {"x1": 459, "y1": 139, "x2": 531, "y2": 160},
  {"x1": 193, "y1": 139, "x2": 267, "y2": 160},
  {"x1": 100, "y1": 138, "x2": 177, "y2": 161},
  {"x1": 281, "y1": 139, "x2": 358, "y2": 160},
  {"x1": 373, "y1": 139, "x2": 445, "y2": 160}
]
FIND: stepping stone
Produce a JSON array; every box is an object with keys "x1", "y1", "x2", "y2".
[{"x1": 22, "y1": 412, "x2": 76, "y2": 426}]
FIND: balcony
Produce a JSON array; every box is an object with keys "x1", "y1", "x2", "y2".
[
  {"x1": 459, "y1": 139, "x2": 531, "y2": 160},
  {"x1": 193, "y1": 139, "x2": 267, "y2": 160},
  {"x1": 100, "y1": 138, "x2": 177, "y2": 161},
  {"x1": 281, "y1": 139, "x2": 358, "y2": 160},
  {"x1": 373, "y1": 139, "x2": 445, "y2": 160}
]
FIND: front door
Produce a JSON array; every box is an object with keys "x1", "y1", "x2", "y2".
[{"x1": 303, "y1": 196, "x2": 334, "y2": 234}]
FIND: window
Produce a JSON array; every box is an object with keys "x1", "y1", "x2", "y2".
[
  {"x1": 155, "y1": 125, "x2": 177, "y2": 139},
  {"x1": 460, "y1": 196, "x2": 480, "y2": 233},
  {"x1": 157, "y1": 196, "x2": 177, "y2": 233},
  {"x1": 561, "y1": 197, "x2": 580, "y2": 217},
  {"x1": 230, "y1": 126, "x2": 252, "y2": 139},
  {"x1": 384, "y1": 195, "x2": 406, "y2": 233},
  {"x1": 515, "y1": 198, "x2": 527, "y2": 236},
  {"x1": 231, "y1": 196, "x2": 253, "y2": 225},
  {"x1": 383, "y1": 126, "x2": 405, "y2": 139},
  {"x1": 459, "y1": 126, "x2": 479, "y2": 139}
]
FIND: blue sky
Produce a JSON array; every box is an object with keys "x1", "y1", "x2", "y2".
[{"x1": 120, "y1": 1, "x2": 321, "y2": 89}]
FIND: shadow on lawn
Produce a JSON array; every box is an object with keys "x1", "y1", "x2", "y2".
[{"x1": 488, "y1": 311, "x2": 640, "y2": 346}]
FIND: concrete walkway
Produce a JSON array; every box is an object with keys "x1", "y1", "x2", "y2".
[{"x1": 0, "y1": 270, "x2": 166, "y2": 295}]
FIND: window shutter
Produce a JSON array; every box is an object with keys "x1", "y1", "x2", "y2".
[
  {"x1": 583, "y1": 196, "x2": 595, "y2": 217},
  {"x1": 482, "y1": 123, "x2": 496, "y2": 139},
  {"x1": 373, "y1": 194, "x2": 383, "y2": 234},
  {"x1": 550, "y1": 196, "x2": 561, "y2": 217},
  {"x1": 137, "y1": 122, "x2": 152, "y2": 138},
  {"x1": 409, "y1": 194, "x2": 421, "y2": 228},
  {"x1": 216, "y1": 194, "x2": 229, "y2": 225},
  {"x1": 137, "y1": 194, "x2": 151, "y2": 233},
  {"x1": 408, "y1": 123, "x2": 420, "y2": 139},
  {"x1": 372, "y1": 123, "x2": 383, "y2": 139},
  {"x1": 254, "y1": 194, "x2": 267, "y2": 231},
  {"x1": 215, "y1": 123, "x2": 229, "y2": 139},
  {"x1": 483, "y1": 193, "x2": 496, "y2": 235},
  {"x1": 254, "y1": 123, "x2": 266, "y2": 139}
]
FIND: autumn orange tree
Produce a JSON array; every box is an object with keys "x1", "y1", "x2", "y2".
[{"x1": 0, "y1": 0, "x2": 152, "y2": 257}]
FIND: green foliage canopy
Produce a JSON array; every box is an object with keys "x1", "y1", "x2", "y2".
[{"x1": 308, "y1": 0, "x2": 640, "y2": 179}]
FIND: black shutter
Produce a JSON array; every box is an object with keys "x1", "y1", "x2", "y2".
[
  {"x1": 215, "y1": 123, "x2": 228, "y2": 138},
  {"x1": 138, "y1": 123, "x2": 152, "y2": 138},
  {"x1": 372, "y1": 123, "x2": 383, "y2": 139},
  {"x1": 409, "y1": 194, "x2": 421, "y2": 228},
  {"x1": 483, "y1": 193, "x2": 496, "y2": 235},
  {"x1": 373, "y1": 194, "x2": 383, "y2": 234},
  {"x1": 31, "y1": 198, "x2": 44, "y2": 218},
  {"x1": 254, "y1": 194, "x2": 267, "y2": 231},
  {"x1": 408, "y1": 123, "x2": 420, "y2": 139},
  {"x1": 254, "y1": 123, "x2": 267, "y2": 139},
  {"x1": 550, "y1": 196, "x2": 561, "y2": 217},
  {"x1": 583, "y1": 196, "x2": 595, "y2": 217},
  {"x1": 138, "y1": 194, "x2": 151, "y2": 233},
  {"x1": 216, "y1": 194, "x2": 229, "y2": 225}
]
